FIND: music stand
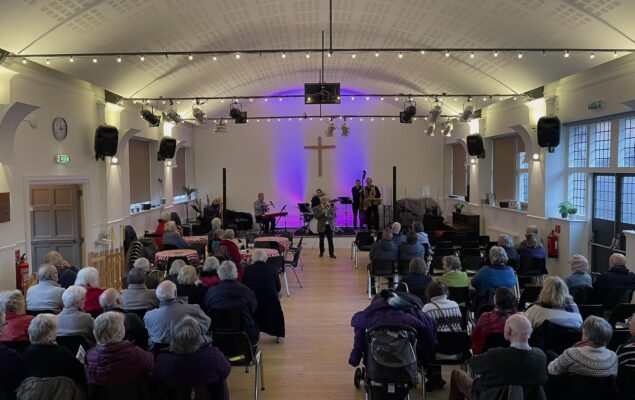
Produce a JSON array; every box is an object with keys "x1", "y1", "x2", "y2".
[
  {"x1": 338, "y1": 197, "x2": 353, "y2": 230},
  {"x1": 297, "y1": 203, "x2": 313, "y2": 235}
]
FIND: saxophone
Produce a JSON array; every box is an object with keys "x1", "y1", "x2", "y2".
[{"x1": 363, "y1": 185, "x2": 381, "y2": 211}]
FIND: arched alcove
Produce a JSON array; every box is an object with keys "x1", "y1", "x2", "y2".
[{"x1": 0, "y1": 102, "x2": 40, "y2": 164}]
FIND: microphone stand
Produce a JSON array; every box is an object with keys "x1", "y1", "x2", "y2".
[{"x1": 275, "y1": 204, "x2": 288, "y2": 232}]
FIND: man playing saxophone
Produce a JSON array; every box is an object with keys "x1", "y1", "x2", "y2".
[
  {"x1": 363, "y1": 177, "x2": 381, "y2": 231},
  {"x1": 313, "y1": 196, "x2": 336, "y2": 258}
]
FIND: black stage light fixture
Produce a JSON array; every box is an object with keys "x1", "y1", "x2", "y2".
[
  {"x1": 400, "y1": 100, "x2": 417, "y2": 124},
  {"x1": 140, "y1": 109, "x2": 160, "y2": 127},
  {"x1": 235, "y1": 111, "x2": 248, "y2": 124},
  {"x1": 304, "y1": 83, "x2": 341, "y2": 104},
  {"x1": 229, "y1": 102, "x2": 247, "y2": 123}
]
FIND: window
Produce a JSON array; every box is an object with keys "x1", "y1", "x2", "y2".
[
  {"x1": 172, "y1": 148, "x2": 187, "y2": 202},
  {"x1": 594, "y1": 175, "x2": 616, "y2": 221},
  {"x1": 568, "y1": 173, "x2": 587, "y2": 216},
  {"x1": 621, "y1": 176, "x2": 635, "y2": 224},
  {"x1": 568, "y1": 125, "x2": 587, "y2": 168},
  {"x1": 129, "y1": 139, "x2": 151, "y2": 207},
  {"x1": 619, "y1": 117, "x2": 635, "y2": 167},
  {"x1": 589, "y1": 121, "x2": 611, "y2": 167},
  {"x1": 518, "y1": 151, "x2": 528, "y2": 203}
]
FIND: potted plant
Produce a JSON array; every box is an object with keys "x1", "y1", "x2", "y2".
[
  {"x1": 558, "y1": 201, "x2": 577, "y2": 218},
  {"x1": 454, "y1": 202, "x2": 465, "y2": 213},
  {"x1": 182, "y1": 186, "x2": 198, "y2": 222}
]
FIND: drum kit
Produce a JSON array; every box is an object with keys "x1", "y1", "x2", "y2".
[{"x1": 297, "y1": 196, "x2": 354, "y2": 234}]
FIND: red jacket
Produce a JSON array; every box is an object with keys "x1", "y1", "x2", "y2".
[
  {"x1": 219, "y1": 240, "x2": 243, "y2": 266},
  {"x1": 85, "y1": 341, "x2": 154, "y2": 386},
  {"x1": 155, "y1": 221, "x2": 166, "y2": 248},
  {"x1": 84, "y1": 287, "x2": 106, "y2": 316},
  {"x1": 0, "y1": 313, "x2": 33, "y2": 342},
  {"x1": 470, "y1": 310, "x2": 509, "y2": 355}
]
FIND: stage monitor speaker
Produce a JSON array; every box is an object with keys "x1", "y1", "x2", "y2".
[
  {"x1": 157, "y1": 137, "x2": 177, "y2": 161},
  {"x1": 537, "y1": 116, "x2": 561, "y2": 152},
  {"x1": 467, "y1": 134, "x2": 486, "y2": 159},
  {"x1": 94, "y1": 125, "x2": 119, "y2": 160}
]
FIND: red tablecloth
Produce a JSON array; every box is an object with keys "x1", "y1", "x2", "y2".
[
  {"x1": 183, "y1": 235, "x2": 208, "y2": 245},
  {"x1": 155, "y1": 249, "x2": 200, "y2": 264},
  {"x1": 241, "y1": 248, "x2": 279, "y2": 264},
  {"x1": 254, "y1": 236, "x2": 291, "y2": 252}
]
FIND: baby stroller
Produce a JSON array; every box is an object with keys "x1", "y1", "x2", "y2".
[{"x1": 354, "y1": 325, "x2": 420, "y2": 400}]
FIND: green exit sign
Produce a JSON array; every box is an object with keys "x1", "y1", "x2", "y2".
[
  {"x1": 588, "y1": 100, "x2": 605, "y2": 110},
  {"x1": 55, "y1": 154, "x2": 70, "y2": 164}
]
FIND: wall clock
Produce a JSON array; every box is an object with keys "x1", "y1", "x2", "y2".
[{"x1": 52, "y1": 117, "x2": 68, "y2": 141}]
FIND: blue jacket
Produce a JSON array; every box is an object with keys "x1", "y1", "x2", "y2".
[
  {"x1": 565, "y1": 271, "x2": 592, "y2": 291},
  {"x1": 392, "y1": 233, "x2": 407, "y2": 246},
  {"x1": 162, "y1": 231, "x2": 190, "y2": 249},
  {"x1": 370, "y1": 239, "x2": 398, "y2": 261},
  {"x1": 204, "y1": 280, "x2": 259, "y2": 345},
  {"x1": 399, "y1": 243, "x2": 425, "y2": 261},
  {"x1": 471, "y1": 265, "x2": 517, "y2": 293},
  {"x1": 400, "y1": 273, "x2": 432, "y2": 292}
]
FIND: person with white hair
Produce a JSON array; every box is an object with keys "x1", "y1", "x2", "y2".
[
  {"x1": 85, "y1": 312, "x2": 154, "y2": 386},
  {"x1": 243, "y1": 249, "x2": 285, "y2": 339},
  {"x1": 207, "y1": 228, "x2": 224, "y2": 255},
  {"x1": 565, "y1": 254, "x2": 592, "y2": 296},
  {"x1": 154, "y1": 316, "x2": 231, "y2": 399},
  {"x1": 471, "y1": 246, "x2": 517, "y2": 295},
  {"x1": 176, "y1": 265, "x2": 208, "y2": 308},
  {"x1": 497, "y1": 234, "x2": 519, "y2": 267},
  {"x1": 123, "y1": 257, "x2": 159, "y2": 289},
  {"x1": 74, "y1": 266, "x2": 105, "y2": 316},
  {"x1": 204, "y1": 261, "x2": 259, "y2": 344},
  {"x1": 594, "y1": 253, "x2": 635, "y2": 306},
  {"x1": 0, "y1": 311, "x2": 23, "y2": 396},
  {"x1": 199, "y1": 256, "x2": 221, "y2": 287},
  {"x1": 162, "y1": 220, "x2": 190, "y2": 249},
  {"x1": 44, "y1": 250, "x2": 78, "y2": 289},
  {"x1": 26, "y1": 264, "x2": 65, "y2": 313},
  {"x1": 121, "y1": 267, "x2": 159, "y2": 311},
  {"x1": 448, "y1": 314, "x2": 547, "y2": 400},
  {"x1": 99, "y1": 288, "x2": 149, "y2": 349},
  {"x1": 154, "y1": 212, "x2": 172, "y2": 248},
  {"x1": 517, "y1": 225, "x2": 541, "y2": 250},
  {"x1": 211, "y1": 217, "x2": 222, "y2": 232},
  {"x1": 0, "y1": 290, "x2": 33, "y2": 341},
  {"x1": 56, "y1": 285, "x2": 95, "y2": 343},
  {"x1": 218, "y1": 232, "x2": 244, "y2": 268},
  {"x1": 391, "y1": 222, "x2": 406, "y2": 245},
  {"x1": 163, "y1": 258, "x2": 187, "y2": 285},
  {"x1": 144, "y1": 281, "x2": 211, "y2": 347},
  {"x1": 21, "y1": 314, "x2": 86, "y2": 388}
]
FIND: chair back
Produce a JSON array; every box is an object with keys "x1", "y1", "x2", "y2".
[
  {"x1": 434, "y1": 331, "x2": 471, "y2": 361},
  {"x1": 397, "y1": 259, "x2": 412, "y2": 275},
  {"x1": 518, "y1": 286, "x2": 543, "y2": 311},
  {"x1": 608, "y1": 303, "x2": 635, "y2": 327},
  {"x1": 482, "y1": 332, "x2": 510, "y2": 353},
  {"x1": 603, "y1": 288, "x2": 634, "y2": 309},
  {"x1": 578, "y1": 304, "x2": 604, "y2": 321},
  {"x1": 464, "y1": 256, "x2": 484, "y2": 271},
  {"x1": 430, "y1": 255, "x2": 444, "y2": 272},
  {"x1": 520, "y1": 256, "x2": 547, "y2": 276},
  {"x1": 529, "y1": 320, "x2": 581, "y2": 355},
  {"x1": 461, "y1": 241, "x2": 479, "y2": 250},
  {"x1": 448, "y1": 286, "x2": 470, "y2": 306},
  {"x1": 460, "y1": 248, "x2": 481, "y2": 260},
  {"x1": 355, "y1": 231, "x2": 374, "y2": 248},
  {"x1": 0, "y1": 341, "x2": 30, "y2": 353},
  {"x1": 507, "y1": 258, "x2": 519, "y2": 272},
  {"x1": 607, "y1": 329, "x2": 630, "y2": 351},
  {"x1": 408, "y1": 288, "x2": 427, "y2": 304},
  {"x1": 567, "y1": 374, "x2": 619, "y2": 400},
  {"x1": 89, "y1": 379, "x2": 154, "y2": 400},
  {"x1": 56, "y1": 335, "x2": 92, "y2": 354},
  {"x1": 26, "y1": 310, "x2": 57, "y2": 316},
  {"x1": 207, "y1": 308, "x2": 255, "y2": 366},
  {"x1": 267, "y1": 255, "x2": 285, "y2": 274},
  {"x1": 572, "y1": 286, "x2": 593, "y2": 305},
  {"x1": 436, "y1": 241, "x2": 454, "y2": 249},
  {"x1": 295, "y1": 235, "x2": 304, "y2": 249},
  {"x1": 370, "y1": 259, "x2": 395, "y2": 277},
  {"x1": 165, "y1": 384, "x2": 217, "y2": 400},
  {"x1": 288, "y1": 247, "x2": 302, "y2": 267},
  {"x1": 277, "y1": 231, "x2": 293, "y2": 247},
  {"x1": 475, "y1": 304, "x2": 495, "y2": 321}
]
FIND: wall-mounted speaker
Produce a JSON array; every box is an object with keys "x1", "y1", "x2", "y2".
[
  {"x1": 157, "y1": 137, "x2": 177, "y2": 161},
  {"x1": 467, "y1": 134, "x2": 486, "y2": 159},
  {"x1": 537, "y1": 116, "x2": 560, "y2": 152},
  {"x1": 94, "y1": 125, "x2": 119, "y2": 160}
]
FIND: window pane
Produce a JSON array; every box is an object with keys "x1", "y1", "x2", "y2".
[
  {"x1": 518, "y1": 152, "x2": 528, "y2": 169},
  {"x1": 568, "y1": 173, "x2": 586, "y2": 216},
  {"x1": 619, "y1": 117, "x2": 635, "y2": 167},
  {"x1": 594, "y1": 175, "x2": 615, "y2": 221},
  {"x1": 519, "y1": 172, "x2": 528, "y2": 203},
  {"x1": 622, "y1": 176, "x2": 635, "y2": 224},
  {"x1": 589, "y1": 121, "x2": 611, "y2": 168},
  {"x1": 568, "y1": 125, "x2": 587, "y2": 168}
]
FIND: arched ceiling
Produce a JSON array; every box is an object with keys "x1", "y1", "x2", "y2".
[{"x1": 1, "y1": 0, "x2": 634, "y2": 117}]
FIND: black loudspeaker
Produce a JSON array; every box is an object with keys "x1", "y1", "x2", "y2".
[
  {"x1": 467, "y1": 134, "x2": 486, "y2": 159},
  {"x1": 157, "y1": 137, "x2": 177, "y2": 161},
  {"x1": 537, "y1": 116, "x2": 561, "y2": 152},
  {"x1": 94, "y1": 125, "x2": 119, "y2": 160}
]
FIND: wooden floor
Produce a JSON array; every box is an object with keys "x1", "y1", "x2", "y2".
[{"x1": 227, "y1": 250, "x2": 455, "y2": 400}]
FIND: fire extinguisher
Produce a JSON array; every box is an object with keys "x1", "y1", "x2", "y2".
[
  {"x1": 15, "y1": 250, "x2": 29, "y2": 292},
  {"x1": 547, "y1": 230, "x2": 559, "y2": 258}
]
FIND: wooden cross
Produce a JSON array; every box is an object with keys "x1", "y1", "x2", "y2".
[{"x1": 304, "y1": 136, "x2": 336, "y2": 177}]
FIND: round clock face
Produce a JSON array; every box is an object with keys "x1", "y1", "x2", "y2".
[{"x1": 53, "y1": 117, "x2": 68, "y2": 141}]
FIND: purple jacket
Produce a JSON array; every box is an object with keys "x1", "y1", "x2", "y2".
[
  {"x1": 85, "y1": 341, "x2": 154, "y2": 386},
  {"x1": 348, "y1": 295, "x2": 437, "y2": 367},
  {"x1": 154, "y1": 343, "x2": 231, "y2": 400}
]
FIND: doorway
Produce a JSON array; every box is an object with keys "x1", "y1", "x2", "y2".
[{"x1": 30, "y1": 184, "x2": 83, "y2": 267}]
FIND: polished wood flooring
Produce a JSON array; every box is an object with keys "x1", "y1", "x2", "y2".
[{"x1": 227, "y1": 249, "x2": 454, "y2": 400}]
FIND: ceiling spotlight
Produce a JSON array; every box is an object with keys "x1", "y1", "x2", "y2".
[
  {"x1": 442, "y1": 120, "x2": 454, "y2": 137},
  {"x1": 445, "y1": 50, "x2": 450, "y2": 57},
  {"x1": 394, "y1": 97, "x2": 399, "y2": 101},
  {"x1": 281, "y1": 52, "x2": 286, "y2": 59},
  {"x1": 365, "y1": 96, "x2": 370, "y2": 101},
  {"x1": 69, "y1": 56, "x2": 74, "y2": 63},
  {"x1": 420, "y1": 50, "x2": 425, "y2": 55},
  {"x1": 229, "y1": 102, "x2": 247, "y2": 123},
  {"x1": 117, "y1": 56, "x2": 122, "y2": 62},
  {"x1": 425, "y1": 123, "x2": 436, "y2": 136},
  {"x1": 140, "y1": 109, "x2": 161, "y2": 127},
  {"x1": 398, "y1": 52, "x2": 403, "y2": 59},
  {"x1": 305, "y1": 52, "x2": 310, "y2": 59},
  {"x1": 470, "y1": 158, "x2": 476, "y2": 164},
  {"x1": 470, "y1": 51, "x2": 475, "y2": 59},
  {"x1": 188, "y1": 54, "x2": 194, "y2": 61},
  {"x1": 22, "y1": 58, "x2": 27, "y2": 64},
  {"x1": 613, "y1": 51, "x2": 618, "y2": 58},
  {"x1": 212, "y1": 55, "x2": 217, "y2": 61},
  {"x1": 325, "y1": 119, "x2": 335, "y2": 137},
  {"x1": 249, "y1": 98, "x2": 253, "y2": 102},
  {"x1": 235, "y1": 53, "x2": 241, "y2": 59},
  {"x1": 92, "y1": 58, "x2": 98, "y2": 63},
  {"x1": 429, "y1": 105, "x2": 442, "y2": 123},
  {"x1": 46, "y1": 59, "x2": 50, "y2": 65},
  {"x1": 375, "y1": 51, "x2": 379, "y2": 57},
  {"x1": 165, "y1": 110, "x2": 182, "y2": 124},
  {"x1": 140, "y1": 54, "x2": 145, "y2": 61},
  {"x1": 380, "y1": 97, "x2": 384, "y2": 101},
  {"x1": 460, "y1": 104, "x2": 474, "y2": 122},
  {"x1": 278, "y1": 97, "x2": 282, "y2": 101},
  {"x1": 400, "y1": 101, "x2": 417, "y2": 124},
  {"x1": 111, "y1": 156, "x2": 119, "y2": 165},
  {"x1": 564, "y1": 50, "x2": 570, "y2": 58},
  {"x1": 541, "y1": 50, "x2": 546, "y2": 57},
  {"x1": 341, "y1": 120, "x2": 350, "y2": 137},
  {"x1": 493, "y1": 50, "x2": 498, "y2": 57},
  {"x1": 351, "y1": 97, "x2": 355, "y2": 101},
  {"x1": 327, "y1": 51, "x2": 332, "y2": 58},
  {"x1": 193, "y1": 107, "x2": 207, "y2": 124},
  {"x1": 352, "y1": 53, "x2": 357, "y2": 59},
  {"x1": 517, "y1": 52, "x2": 523, "y2": 59},
  {"x1": 590, "y1": 52, "x2": 595, "y2": 59}
]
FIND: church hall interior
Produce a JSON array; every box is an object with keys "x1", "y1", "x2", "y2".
[{"x1": 1, "y1": 0, "x2": 635, "y2": 399}]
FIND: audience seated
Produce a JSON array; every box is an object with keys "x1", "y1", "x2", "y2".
[
  {"x1": 74, "y1": 266, "x2": 105, "y2": 317},
  {"x1": 517, "y1": 225, "x2": 541, "y2": 251},
  {"x1": 144, "y1": 281, "x2": 210, "y2": 348},
  {"x1": 207, "y1": 228, "x2": 224, "y2": 256},
  {"x1": 0, "y1": 312, "x2": 23, "y2": 397},
  {"x1": 199, "y1": 257, "x2": 221, "y2": 288},
  {"x1": 162, "y1": 220, "x2": 190, "y2": 249},
  {"x1": 497, "y1": 234, "x2": 519, "y2": 267},
  {"x1": 471, "y1": 288, "x2": 517, "y2": 355},
  {"x1": 154, "y1": 212, "x2": 171, "y2": 249},
  {"x1": 471, "y1": 246, "x2": 517, "y2": 295},
  {"x1": 176, "y1": 265, "x2": 208, "y2": 308},
  {"x1": 26, "y1": 264, "x2": 65, "y2": 313},
  {"x1": 518, "y1": 232, "x2": 548, "y2": 265},
  {"x1": 242, "y1": 249, "x2": 285, "y2": 340},
  {"x1": 217, "y1": 234, "x2": 244, "y2": 268},
  {"x1": 398, "y1": 231, "x2": 425, "y2": 261},
  {"x1": 412, "y1": 221, "x2": 430, "y2": 251},
  {"x1": 525, "y1": 276, "x2": 583, "y2": 330},
  {"x1": 367, "y1": 228, "x2": 398, "y2": 288},
  {"x1": 43, "y1": 251, "x2": 78, "y2": 289},
  {"x1": 85, "y1": 312, "x2": 154, "y2": 387},
  {"x1": 154, "y1": 316, "x2": 231, "y2": 400},
  {"x1": 163, "y1": 258, "x2": 186, "y2": 285},
  {"x1": 99, "y1": 289, "x2": 149, "y2": 349},
  {"x1": 21, "y1": 314, "x2": 86, "y2": 388},
  {"x1": 123, "y1": 257, "x2": 159, "y2": 290},
  {"x1": 399, "y1": 257, "x2": 432, "y2": 293},
  {"x1": 391, "y1": 222, "x2": 406, "y2": 246},
  {"x1": 439, "y1": 255, "x2": 468, "y2": 288},
  {"x1": 204, "y1": 261, "x2": 259, "y2": 345},
  {"x1": 121, "y1": 267, "x2": 159, "y2": 311},
  {"x1": 616, "y1": 314, "x2": 635, "y2": 396},
  {"x1": 594, "y1": 253, "x2": 635, "y2": 305},
  {"x1": 565, "y1": 254, "x2": 593, "y2": 298},
  {"x1": 348, "y1": 290, "x2": 437, "y2": 368},
  {"x1": 0, "y1": 290, "x2": 33, "y2": 341},
  {"x1": 56, "y1": 285, "x2": 95, "y2": 344},
  {"x1": 449, "y1": 314, "x2": 547, "y2": 400}
]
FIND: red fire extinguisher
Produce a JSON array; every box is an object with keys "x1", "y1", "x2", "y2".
[
  {"x1": 547, "y1": 230, "x2": 559, "y2": 258},
  {"x1": 15, "y1": 250, "x2": 29, "y2": 292}
]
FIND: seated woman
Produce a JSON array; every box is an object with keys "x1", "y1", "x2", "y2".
[
  {"x1": 75, "y1": 266, "x2": 105, "y2": 317},
  {"x1": 0, "y1": 290, "x2": 33, "y2": 341},
  {"x1": 0, "y1": 312, "x2": 22, "y2": 397},
  {"x1": 242, "y1": 249, "x2": 285, "y2": 340},
  {"x1": 497, "y1": 234, "x2": 519, "y2": 267},
  {"x1": 57, "y1": 285, "x2": 95, "y2": 344},
  {"x1": 176, "y1": 265, "x2": 208, "y2": 308},
  {"x1": 154, "y1": 212, "x2": 171, "y2": 249},
  {"x1": 123, "y1": 257, "x2": 159, "y2": 290},
  {"x1": 121, "y1": 267, "x2": 159, "y2": 311},
  {"x1": 154, "y1": 316, "x2": 231, "y2": 399},
  {"x1": 439, "y1": 255, "x2": 468, "y2": 288},
  {"x1": 199, "y1": 257, "x2": 221, "y2": 288},
  {"x1": 399, "y1": 257, "x2": 433, "y2": 293},
  {"x1": 525, "y1": 276, "x2": 582, "y2": 329},
  {"x1": 207, "y1": 228, "x2": 224, "y2": 255},
  {"x1": 217, "y1": 234, "x2": 244, "y2": 272},
  {"x1": 164, "y1": 259, "x2": 187, "y2": 285},
  {"x1": 471, "y1": 246, "x2": 517, "y2": 294},
  {"x1": 348, "y1": 290, "x2": 437, "y2": 369},
  {"x1": 21, "y1": 314, "x2": 86, "y2": 388},
  {"x1": 398, "y1": 231, "x2": 426, "y2": 262},
  {"x1": 471, "y1": 287, "x2": 517, "y2": 354},
  {"x1": 162, "y1": 221, "x2": 190, "y2": 250},
  {"x1": 412, "y1": 221, "x2": 430, "y2": 254},
  {"x1": 518, "y1": 232, "x2": 548, "y2": 270},
  {"x1": 616, "y1": 314, "x2": 635, "y2": 396},
  {"x1": 85, "y1": 312, "x2": 154, "y2": 387},
  {"x1": 565, "y1": 254, "x2": 592, "y2": 297}
]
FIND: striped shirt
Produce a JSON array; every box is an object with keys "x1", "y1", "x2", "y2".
[
  {"x1": 548, "y1": 346, "x2": 618, "y2": 377},
  {"x1": 617, "y1": 339, "x2": 635, "y2": 370},
  {"x1": 422, "y1": 295, "x2": 463, "y2": 332}
]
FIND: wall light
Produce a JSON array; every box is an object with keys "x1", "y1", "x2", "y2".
[
  {"x1": 470, "y1": 158, "x2": 476, "y2": 164},
  {"x1": 111, "y1": 156, "x2": 119, "y2": 165},
  {"x1": 532, "y1": 153, "x2": 540, "y2": 161}
]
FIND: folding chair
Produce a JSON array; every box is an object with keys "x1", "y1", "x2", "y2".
[
  {"x1": 448, "y1": 286, "x2": 470, "y2": 309},
  {"x1": 283, "y1": 248, "x2": 303, "y2": 295},
  {"x1": 518, "y1": 286, "x2": 543, "y2": 311},
  {"x1": 578, "y1": 304, "x2": 604, "y2": 321},
  {"x1": 56, "y1": 335, "x2": 93, "y2": 354},
  {"x1": 608, "y1": 303, "x2": 635, "y2": 327},
  {"x1": 368, "y1": 259, "x2": 396, "y2": 299},
  {"x1": 287, "y1": 236, "x2": 304, "y2": 270},
  {"x1": 482, "y1": 332, "x2": 510, "y2": 353},
  {"x1": 352, "y1": 231, "x2": 374, "y2": 269},
  {"x1": 268, "y1": 256, "x2": 289, "y2": 297},
  {"x1": 607, "y1": 329, "x2": 630, "y2": 351}
]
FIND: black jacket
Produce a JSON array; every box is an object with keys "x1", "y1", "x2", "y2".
[
  {"x1": 593, "y1": 265, "x2": 635, "y2": 304},
  {"x1": 21, "y1": 344, "x2": 86, "y2": 388},
  {"x1": 106, "y1": 307, "x2": 149, "y2": 350},
  {"x1": 0, "y1": 343, "x2": 22, "y2": 398},
  {"x1": 177, "y1": 284, "x2": 208, "y2": 309},
  {"x1": 242, "y1": 261, "x2": 285, "y2": 338},
  {"x1": 204, "y1": 281, "x2": 259, "y2": 345}
]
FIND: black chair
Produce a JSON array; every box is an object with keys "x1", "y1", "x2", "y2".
[
  {"x1": 448, "y1": 286, "x2": 470, "y2": 308},
  {"x1": 458, "y1": 305, "x2": 469, "y2": 331},
  {"x1": 267, "y1": 256, "x2": 288, "y2": 297},
  {"x1": 475, "y1": 304, "x2": 495, "y2": 322},
  {"x1": 519, "y1": 256, "x2": 548, "y2": 276},
  {"x1": 463, "y1": 256, "x2": 484, "y2": 271},
  {"x1": 434, "y1": 248, "x2": 455, "y2": 257},
  {"x1": 164, "y1": 383, "x2": 222, "y2": 400},
  {"x1": 368, "y1": 259, "x2": 396, "y2": 299},
  {"x1": 352, "y1": 231, "x2": 374, "y2": 269},
  {"x1": 26, "y1": 310, "x2": 57, "y2": 316},
  {"x1": 461, "y1": 241, "x2": 479, "y2": 250},
  {"x1": 88, "y1": 378, "x2": 156, "y2": 400},
  {"x1": 287, "y1": 235, "x2": 304, "y2": 271},
  {"x1": 572, "y1": 286, "x2": 593, "y2": 305},
  {"x1": 608, "y1": 303, "x2": 635, "y2": 327},
  {"x1": 530, "y1": 321, "x2": 581, "y2": 355},
  {"x1": 602, "y1": 288, "x2": 634, "y2": 309},
  {"x1": 56, "y1": 335, "x2": 93, "y2": 354},
  {"x1": 482, "y1": 332, "x2": 510, "y2": 353},
  {"x1": 565, "y1": 374, "x2": 619, "y2": 400},
  {"x1": 435, "y1": 241, "x2": 454, "y2": 249},
  {"x1": 617, "y1": 369, "x2": 635, "y2": 400},
  {"x1": 432, "y1": 331, "x2": 471, "y2": 368},
  {"x1": 460, "y1": 248, "x2": 481, "y2": 260},
  {"x1": 429, "y1": 255, "x2": 444, "y2": 274},
  {"x1": 0, "y1": 341, "x2": 30, "y2": 353},
  {"x1": 276, "y1": 231, "x2": 293, "y2": 247},
  {"x1": 607, "y1": 329, "x2": 631, "y2": 351},
  {"x1": 578, "y1": 304, "x2": 604, "y2": 321},
  {"x1": 397, "y1": 259, "x2": 413, "y2": 275},
  {"x1": 207, "y1": 308, "x2": 264, "y2": 400},
  {"x1": 518, "y1": 286, "x2": 543, "y2": 311},
  {"x1": 283, "y1": 247, "x2": 303, "y2": 296},
  {"x1": 506, "y1": 258, "x2": 519, "y2": 272}
]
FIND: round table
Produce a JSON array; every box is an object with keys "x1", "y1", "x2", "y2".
[
  {"x1": 241, "y1": 248, "x2": 280, "y2": 264},
  {"x1": 183, "y1": 235, "x2": 208, "y2": 245},
  {"x1": 254, "y1": 236, "x2": 291, "y2": 252},
  {"x1": 155, "y1": 249, "x2": 200, "y2": 265}
]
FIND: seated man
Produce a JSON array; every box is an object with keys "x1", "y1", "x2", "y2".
[
  {"x1": 449, "y1": 314, "x2": 547, "y2": 400},
  {"x1": 348, "y1": 290, "x2": 437, "y2": 368},
  {"x1": 367, "y1": 227, "x2": 399, "y2": 292},
  {"x1": 123, "y1": 258, "x2": 159, "y2": 290},
  {"x1": 100, "y1": 288, "x2": 149, "y2": 349},
  {"x1": 391, "y1": 222, "x2": 406, "y2": 246},
  {"x1": 26, "y1": 264, "x2": 65, "y2": 313},
  {"x1": 144, "y1": 281, "x2": 211, "y2": 348},
  {"x1": 593, "y1": 253, "x2": 635, "y2": 305},
  {"x1": 43, "y1": 250, "x2": 78, "y2": 289}
]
